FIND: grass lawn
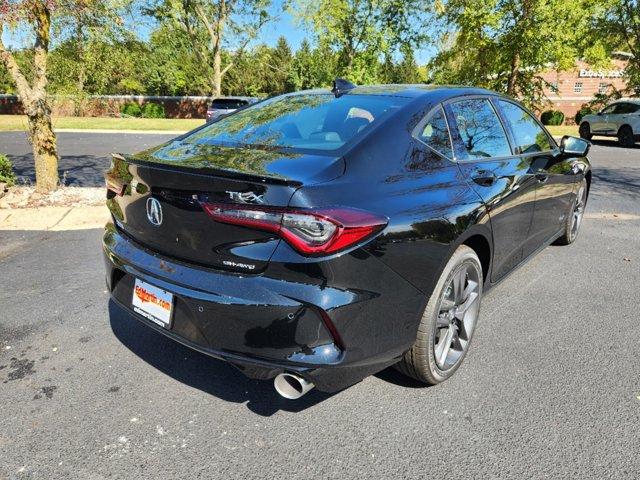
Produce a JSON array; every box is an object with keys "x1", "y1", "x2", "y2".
[
  {"x1": 0, "y1": 115, "x2": 204, "y2": 132},
  {"x1": 0, "y1": 114, "x2": 580, "y2": 137},
  {"x1": 546, "y1": 125, "x2": 579, "y2": 137}
]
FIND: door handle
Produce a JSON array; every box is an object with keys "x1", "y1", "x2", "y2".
[{"x1": 471, "y1": 169, "x2": 497, "y2": 187}]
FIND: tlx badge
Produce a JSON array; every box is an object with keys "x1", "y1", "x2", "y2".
[{"x1": 226, "y1": 191, "x2": 265, "y2": 204}]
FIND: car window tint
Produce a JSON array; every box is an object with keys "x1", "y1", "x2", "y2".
[
  {"x1": 417, "y1": 106, "x2": 452, "y2": 158},
  {"x1": 497, "y1": 100, "x2": 552, "y2": 154},
  {"x1": 188, "y1": 94, "x2": 410, "y2": 152},
  {"x1": 617, "y1": 103, "x2": 638, "y2": 114},
  {"x1": 211, "y1": 99, "x2": 247, "y2": 109},
  {"x1": 601, "y1": 104, "x2": 618, "y2": 115},
  {"x1": 448, "y1": 99, "x2": 511, "y2": 160},
  {"x1": 629, "y1": 104, "x2": 640, "y2": 113}
]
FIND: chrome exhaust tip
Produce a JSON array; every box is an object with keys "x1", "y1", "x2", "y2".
[{"x1": 274, "y1": 373, "x2": 314, "y2": 399}]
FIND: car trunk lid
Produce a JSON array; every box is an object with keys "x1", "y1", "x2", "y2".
[{"x1": 105, "y1": 141, "x2": 344, "y2": 273}]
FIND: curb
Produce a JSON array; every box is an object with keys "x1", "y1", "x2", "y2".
[{"x1": 0, "y1": 205, "x2": 109, "y2": 231}]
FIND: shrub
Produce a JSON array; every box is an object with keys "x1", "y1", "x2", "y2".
[
  {"x1": 141, "y1": 102, "x2": 165, "y2": 119},
  {"x1": 540, "y1": 110, "x2": 565, "y2": 126},
  {"x1": 575, "y1": 106, "x2": 595, "y2": 125},
  {"x1": 121, "y1": 102, "x2": 142, "y2": 117},
  {"x1": 0, "y1": 154, "x2": 16, "y2": 187}
]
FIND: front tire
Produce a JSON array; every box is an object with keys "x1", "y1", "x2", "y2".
[
  {"x1": 618, "y1": 125, "x2": 635, "y2": 148},
  {"x1": 555, "y1": 179, "x2": 588, "y2": 245},
  {"x1": 396, "y1": 245, "x2": 483, "y2": 385},
  {"x1": 579, "y1": 123, "x2": 592, "y2": 141}
]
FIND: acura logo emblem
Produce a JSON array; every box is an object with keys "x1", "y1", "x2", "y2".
[{"x1": 146, "y1": 197, "x2": 163, "y2": 226}]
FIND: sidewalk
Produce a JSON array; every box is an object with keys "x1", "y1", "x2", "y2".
[{"x1": 0, "y1": 205, "x2": 109, "y2": 230}]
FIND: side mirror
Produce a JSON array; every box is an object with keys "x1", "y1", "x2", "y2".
[
  {"x1": 597, "y1": 111, "x2": 603, "y2": 116},
  {"x1": 560, "y1": 135, "x2": 590, "y2": 157}
]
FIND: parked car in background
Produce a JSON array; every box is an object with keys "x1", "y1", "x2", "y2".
[
  {"x1": 206, "y1": 97, "x2": 259, "y2": 122},
  {"x1": 104, "y1": 81, "x2": 591, "y2": 400},
  {"x1": 579, "y1": 100, "x2": 640, "y2": 147}
]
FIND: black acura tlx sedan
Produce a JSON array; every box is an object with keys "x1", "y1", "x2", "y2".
[{"x1": 104, "y1": 81, "x2": 591, "y2": 399}]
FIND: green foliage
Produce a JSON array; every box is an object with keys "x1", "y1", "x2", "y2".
[
  {"x1": 588, "y1": 0, "x2": 640, "y2": 94},
  {"x1": 141, "y1": 102, "x2": 165, "y2": 118},
  {"x1": 429, "y1": 0, "x2": 598, "y2": 107},
  {"x1": 540, "y1": 110, "x2": 565, "y2": 126},
  {"x1": 0, "y1": 154, "x2": 16, "y2": 187},
  {"x1": 121, "y1": 102, "x2": 142, "y2": 117},
  {"x1": 575, "y1": 106, "x2": 594, "y2": 124},
  {"x1": 295, "y1": 0, "x2": 431, "y2": 84}
]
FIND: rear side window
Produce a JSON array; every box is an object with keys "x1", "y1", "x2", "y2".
[
  {"x1": 188, "y1": 94, "x2": 410, "y2": 152},
  {"x1": 447, "y1": 99, "x2": 511, "y2": 160},
  {"x1": 416, "y1": 106, "x2": 452, "y2": 159},
  {"x1": 497, "y1": 100, "x2": 553, "y2": 154},
  {"x1": 616, "y1": 103, "x2": 640, "y2": 114}
]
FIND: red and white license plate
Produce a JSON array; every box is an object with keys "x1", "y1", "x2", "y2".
[{"x1": 132, "y1": 278, "x2": 174, "y2": 328}]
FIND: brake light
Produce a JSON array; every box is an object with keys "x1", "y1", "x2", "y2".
[{"x1": 200, "y1": 203, "x2": 387, "y2": 256}]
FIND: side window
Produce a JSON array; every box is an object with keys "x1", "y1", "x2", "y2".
[
  {"x1": 601, "y1": 104, "x2": 619, "y2": 115},
  {"x1": 616, "y1": 103, "x2": 638, "y2": 114},
  {"x1": 497, "y1": 100, "x2": 553, "y2": 154},
  {"x1": 447, "y1": 99, "x2": 511, "y2": 160},
  {"x1": 416, "y1": 106, "x2": 453, "y2": 159}
]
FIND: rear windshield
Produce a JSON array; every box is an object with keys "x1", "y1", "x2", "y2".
[
  {"x1": 210, "y1": 99, "x2": 249, "y2": 109},
  {"x1": 188, "y1": 94, "x2": 410, "y2": 151}
]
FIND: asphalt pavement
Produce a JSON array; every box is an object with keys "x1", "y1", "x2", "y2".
[
  {"x1": 0, "y1": 132, "x2": 177, "y2": 187},
  {"x1": 0, "y1": 134, "x2": 639, "y2": 479}
]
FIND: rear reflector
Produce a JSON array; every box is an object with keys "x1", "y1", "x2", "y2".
[{"x1": 200, "y1": 203, "x2": 387, "y2": 256}]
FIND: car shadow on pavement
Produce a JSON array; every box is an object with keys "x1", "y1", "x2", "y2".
[{"x1": 108, "y1": 300, "x2": 335, "y2": 416}]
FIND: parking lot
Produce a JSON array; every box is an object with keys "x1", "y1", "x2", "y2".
[{"x1": 1, "y1": 133, "x2": 639, "y2": 478}]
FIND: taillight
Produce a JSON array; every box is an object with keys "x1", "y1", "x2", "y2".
[{"x1": 200, "y1": 203, "x2": 387, "y2": 256}]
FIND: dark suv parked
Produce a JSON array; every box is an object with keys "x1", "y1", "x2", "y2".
[
  {"x1": 206, "y1": 97, "x2": 259, "y2": 122},
  {"x1": 104, "y1": 82, "x2": 591, "y2": 399}
]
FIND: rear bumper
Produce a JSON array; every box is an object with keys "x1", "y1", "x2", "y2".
[{"x1": 103, "y1": 223, "x2": 426, "y2": 392}]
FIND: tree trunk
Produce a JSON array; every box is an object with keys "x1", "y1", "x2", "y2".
[
  {"x1": 0, "y1": 1, "x2": 59, "y2": 193},
  {"x1": 25, "y1": 100, "x2": 59, "y2": 193},
  {"x1": 213, "y1": 47, "x2": 222, "y2": 97}
]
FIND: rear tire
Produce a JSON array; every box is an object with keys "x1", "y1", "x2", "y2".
[
  {"x1": 554, "y1": 179, "x2": 588, "y2": 245},
  {"x1": 579, "y1": 123, "x2": 592, "y2": 141},
  {"x1": 618, "y1": 125, "x2": 635, "y2": 148},
  {"x1": 396, "y1": 245, "x2": 483, "y2": 385}
]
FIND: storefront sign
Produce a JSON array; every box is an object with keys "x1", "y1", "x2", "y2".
[{"x1": 579, "y1": 69, "x2": 625, "y2": 79}]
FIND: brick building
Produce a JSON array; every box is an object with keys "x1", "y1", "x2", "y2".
[{"x1": 539, "y1": 52, "x2": 633, "y2": 123}]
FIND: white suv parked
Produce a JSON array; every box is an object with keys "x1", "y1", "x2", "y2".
[{"x1": 579, "y1": 100, "x2": 640, "y2": 147}]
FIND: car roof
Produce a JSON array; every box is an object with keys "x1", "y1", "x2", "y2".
[
  {"x1": 610, "y1": 99, "x2": 640, "y2": 105},
  {"x1": 295, "y1": 84, "x2": 499, "y2": 99}
]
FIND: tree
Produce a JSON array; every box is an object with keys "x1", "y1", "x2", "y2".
[
  {"x1": 143, "y1": 25, "x2": 210, "y2": 95},
  {"x1": 0, "y1": 0, "x2": 134, "y2": 192},
  {"x1": 295, "y1": 0, "x2": 431, "y2": 84},
  {"x1": 148, "y1": 0, "x2": 272, "y2": 97},
  {"x1": 0, "y1": 0, "x2": 59, "y2": 192},
  {"x1": 289, "y1": 38, "x2": 336, "y2": 90},
  {"x1": 590, "y1": 0, "x2": 640, "y2": 93},
  {"x1": 430, "y1": 0, "x2": 597, "y2": 106},
  {"x1": 268, "y1": 36, "x2": 294, "y2": 94}
]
